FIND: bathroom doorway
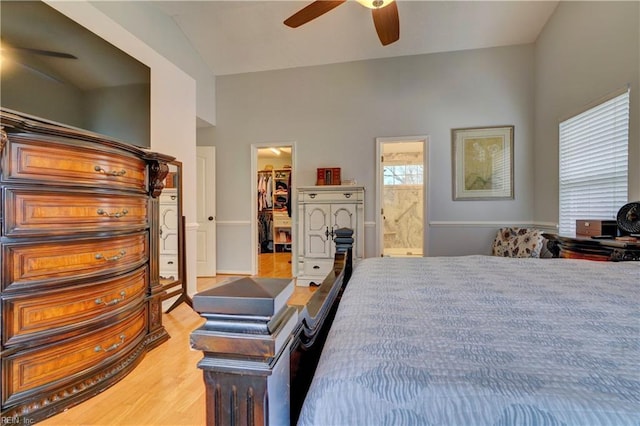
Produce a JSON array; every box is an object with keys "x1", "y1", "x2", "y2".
[
  {"x1": 252, "y1": 143, "x2": 294, "y2": 276},
  {"x1": 376, "y1": 136, "x2": 428, "y2": 257}
]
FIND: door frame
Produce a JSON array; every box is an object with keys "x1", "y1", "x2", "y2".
[
  {"x1": 251, "y1": 141, "x2": 296, "y2": 275},
  {"x1": 375, "y1": 136, "x2": 429, "y2": 257}
]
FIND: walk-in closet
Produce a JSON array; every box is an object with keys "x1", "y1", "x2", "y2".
[{"x1": 257, "y1": 147, "x2": 293, "y2": 276}]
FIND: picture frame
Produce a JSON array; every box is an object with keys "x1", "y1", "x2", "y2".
[{"x1": 452, "y1": 125, "x2": 514, "y2": 200}]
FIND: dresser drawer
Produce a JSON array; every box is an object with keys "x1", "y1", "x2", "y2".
[
  {"x1": 300, "y1": 190, "x2": 363, "y2": 203},
  {"x1": 2, "y1": 305, "x2": 147, "y2": 408},
  {"x1": 302, "y1": 258, "x2": 334, "y2": 276},
  {"x1": 2, "y1": 267, "x2": 148, "y2": 347},
  {"x1": 159, "y1": 254, "x2": 179, "y2": 278},
  {"x1": 3, "y1": 189, "x2": 148, "y2": 237},
  {"x1": 2, "y1": 135, "x2": 147, "y2": 192},
  {"x1": 160, "y1": 189, "x2": 178, "y2": 204},
  {"x1": 2, "y1": 233, "x2": 148, "y2": 292}
]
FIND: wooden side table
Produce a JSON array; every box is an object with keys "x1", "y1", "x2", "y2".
[{"x1": 544, "y1": 234, "x2": 640, "y2": 261}]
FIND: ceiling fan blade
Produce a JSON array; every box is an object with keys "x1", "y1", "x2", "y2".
[
  {"x1": 15, "y1": 62, "x2": 66, "y2": 84},
  {"x1": 9, "y1": 47, "x2": 77, "y2": 59},
  {"x1": 372, "y1": 2, "x2": 399, "y2": 46},
  {"x1": 284, "y1": 1, "x2": 346, "y2": 28}
]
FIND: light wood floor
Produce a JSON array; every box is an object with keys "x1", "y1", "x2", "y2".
[{"x1": 40, "y1": 252, "x2": 315, "y2": 425}]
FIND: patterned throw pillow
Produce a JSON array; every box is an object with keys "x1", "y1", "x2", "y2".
[{"x1": 492, "y1": 227, "x2": 545, "y2": 258}]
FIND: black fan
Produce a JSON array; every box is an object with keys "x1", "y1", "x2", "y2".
[
  {"x1": 617, "y1": 202, "x2": 640, "y2": 234},
  {"x1": 5, "y1": 46, "x2": 77, "y2": 59}
]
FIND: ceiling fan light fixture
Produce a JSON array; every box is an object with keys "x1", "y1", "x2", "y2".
[{"x1": 356, "y1": 0, "x2": 394, "y2": 9}]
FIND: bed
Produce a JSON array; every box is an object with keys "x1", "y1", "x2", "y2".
[{"x1": 298, "y1": 255, "x2": 640, "y2": 425}]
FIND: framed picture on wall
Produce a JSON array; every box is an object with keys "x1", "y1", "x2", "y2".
[{"x1": 452, "y1": 125, "x2": 514, "y2": 200}]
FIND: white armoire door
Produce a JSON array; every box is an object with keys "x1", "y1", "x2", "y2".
[
  {"x1": 331, "y1": 204, "x2": 357, "y2": 256},
  {"x1": 304, "y1": 204, "x2": 332, "y2": 258},
  {"x1": 304, "y1": 203, "x2": 358, "y2": 259}
]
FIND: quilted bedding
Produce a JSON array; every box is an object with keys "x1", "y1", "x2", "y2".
[{"x1": 298, "y1": 256, "x2": 640, "y2": 425}]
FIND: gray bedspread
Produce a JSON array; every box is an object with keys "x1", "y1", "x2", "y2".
[{"x1": 298, "y1": 256, "x2": 640, "y2": 426}]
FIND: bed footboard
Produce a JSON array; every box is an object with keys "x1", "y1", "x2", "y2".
[{"x1": 190, "y1": 248, "x2": 351, "y2": 426}]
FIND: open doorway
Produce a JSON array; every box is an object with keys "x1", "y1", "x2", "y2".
[
  {"x1": 252, "y1": 144, "x2": 294, "y2": 276},
  {"x1": 376, "y1": 136, "x2": 428, "y2": 257}
]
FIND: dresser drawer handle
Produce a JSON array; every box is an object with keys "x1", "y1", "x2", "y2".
[
  {"x1": 95, "y1": 290, "x2": 126, "y2": 306},
  {"x1": 95, "y1": 250, "x2": 126, "y2": 262},
  {"x1": 97, "y1": 208, "x2": 129, "y2": 218},
  {"x1": 309, "y1": 193, "x2": 317, "y2": 199},
  {"x1": 313, "y1": 265, "x2": 320, "y2": 269},
  {"x1": 94, "y1": 334, "x2": 126, "y2": 353},
  {"x1": 343, "y1": 193, "x2": 352, "y2": 198},
  {"x1": 94, "y1": 165, "x2": 127, "y2": 177}
]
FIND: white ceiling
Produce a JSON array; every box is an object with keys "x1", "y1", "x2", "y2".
[{"x1": 151, "y1": 1, "x2": 559, "y2": 76}]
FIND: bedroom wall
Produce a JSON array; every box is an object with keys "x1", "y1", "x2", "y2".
[
  {"x1": 214, "y1": 44, "x2": 535, "y2": 272},
  {"x1": 85, "y1": 84, "x2": 151, "y2": 148},
  {"x1": 533, "y1": 1, "x2": 640, "y2": 226},
  {"x1": 1, "y1": 61, "x2": 85, "y2": 128},
  {"x1": 46, "y1": 1, "x2": 200, "y2": 297},
  {"x1": 90, "y1": 1, "x2": 216, "y2": 127}
]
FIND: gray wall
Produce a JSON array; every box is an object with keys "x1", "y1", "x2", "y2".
[
  {"x1": 534, "y1": 1, "x2": 640, "y2": 224},
  {"x1": 85, "y1": 84, "x2": 151, "y2": 147},
  {"x1": 213, "y1": 1, "x2": 640, "y2": 273},
  {"x1": 214, "y1": 44, "x2": 536, "y2": 272},
  {"x1": 1, "y1": 61, "x2": 85, "y2": 127},
  {"x1": 2, "y1": 70, "x2": 151, "y2": 148},
  {"x1": 91, "y1": 1, "x2": 217, "y2": 126}
]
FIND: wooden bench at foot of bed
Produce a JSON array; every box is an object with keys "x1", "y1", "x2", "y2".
[{"x1": 190, "y1": 248, "x2": 352, "y2": 426}]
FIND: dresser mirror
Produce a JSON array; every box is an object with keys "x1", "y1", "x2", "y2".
[{"x1": 160, "y1": 161, "x2": 188, "y2": 310}]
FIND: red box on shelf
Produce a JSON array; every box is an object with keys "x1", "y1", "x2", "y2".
[{"x1": 316, "y1": 168, "x2": 341, "y2": 185}]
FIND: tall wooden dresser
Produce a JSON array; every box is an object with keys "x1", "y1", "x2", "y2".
[{"x1": 0, "y1": 110, "x2": 173, "y2": 423}]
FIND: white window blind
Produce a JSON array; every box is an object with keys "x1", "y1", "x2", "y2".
[{"x1": 559, "y1": 89, "x2": 629, "y2": 235}]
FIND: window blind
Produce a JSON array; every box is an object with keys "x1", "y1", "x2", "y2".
[{"x1": 559, "y1": 89, "x2": 629, "y2": 235}]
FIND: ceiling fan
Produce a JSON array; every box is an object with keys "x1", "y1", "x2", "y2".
[{"x1": 284, "y1": 0, "x2": 400, "y2": 46}]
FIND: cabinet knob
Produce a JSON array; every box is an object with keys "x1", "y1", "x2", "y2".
[
  {"x1": 343, "y1": 193, "x2": 352, "y2": 198},
  {"x1": 208, "y1": 216, "x2": 214, "y2": 221},
  {"x1": 309, "y1": 193, "x2": 317, "y2": 199}
]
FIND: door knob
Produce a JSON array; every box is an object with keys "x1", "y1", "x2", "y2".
[{"x1": 208, "y1": 216, "x2": 214, "y2": 221}]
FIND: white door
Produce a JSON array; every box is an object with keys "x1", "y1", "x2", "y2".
[{"x1": 196, "y1": 146, "x2": 216, "y2": 276}]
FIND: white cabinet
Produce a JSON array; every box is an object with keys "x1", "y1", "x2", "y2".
[
  {"x1": 159, "y1": 188, "x2": 179, "y2": 280},
  {"x1": 296, "y1": 186, "x2": 364, "y2": 286}
]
